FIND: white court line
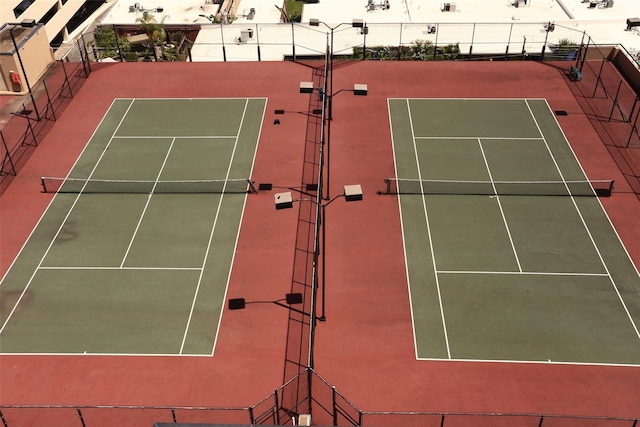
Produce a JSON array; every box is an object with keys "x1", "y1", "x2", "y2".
[
  {"x1": 0, "y1": 99, "x2": 136, "y2": 335},
  {"x1": 414, "y1": 356, "x2": 640, "y2": 367},
  {"x1": 477, "y1": 138, "x2": 523, "y2": 272},
  {"x1": 120, "y1": 137, "x2": 176, "y2": 268},
  {"x1": 209, "y1": 98, "x2": 267, "y2": 357},
  {"x1": 38, "y1": 266, "x2": 202, "y2": 271},
  {"x1": 392, "y1": 97, "x2": 548, "y2": 101},
  {"x1": 179, "y1": 98, "x2": 251, "y2": 355},
  {"x1": 406, "y1": 98, "x2": 452, "y2": 359},
  {"x1": 437, "y1": 270, "x2": 610, "y2": 276},
  {"x1": 414, "y1": 136, "x2": 543, "y2": 140},
  {"x1": 112, "y1": 135, "x2": 238, "y2": 139},
  {"x1": 0, "y1": 98, "x2": 119, "y2": 289},
  {"x1": 388, "y1": 99, "x2": 421, "y2": 360},
  {"x1": 525, "y1": 99, "x2": 640, "y2": 342},
  {"x1": 0, "y1": 351, "x2": 214, "y2": 357}
]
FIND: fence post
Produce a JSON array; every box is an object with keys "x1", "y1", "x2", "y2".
[
  {"x1": 608, "y1": 80, "x2": 623, "y2": 121},
  {"x1": 626, "y1": 107, "x2": 640, "y2": 148},
  {"x1": 255, "y1": 24, "x2": 261, "y2": 61},
  {"x1": 76, "y1": 407, "x2": 86, "y2": 427},
  {"x1": 398, "y1": 23, "x2": 403, "y2": 61},
  {"x1": 274, "y1": 387, "x2": 280, "y2": 425},
  {"x1": 307, "y1": 368, "x2": 313, "y2": 417},
  {"x1": 1, "y1": 131, "x2": 17, "y2": 176},
  {"x1": 332, "y1": 386, "x2": 337, "y2": 426},
  {"x1": 112, "y1": 25, "x2": 124, "y2": 61},
  {"x1": 506, "y1": 22, "x2": 513, "y2": 60},
  {"x1": 291, "y1": 23, "x2": 296, "y2": 61},
  {"x1": 78, "y1": 34, "x2": 91, "y2": 76},
  {"x1": 541, "y1": 26, "x2": 549, "y2": 61},
  {"x1": 469, "y1": 23, "x2": 475, "y2": 59},
  {"x1": 592, "y1": 57, "x2": 607, "y2": 98}
]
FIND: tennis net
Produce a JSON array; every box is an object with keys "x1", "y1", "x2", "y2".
[
  {"x1": 379, "y1": 178, "x2": 615, "y2": 197},
  {"x1": 40, "y1": 177, "x2": 258, "y2": 194}
]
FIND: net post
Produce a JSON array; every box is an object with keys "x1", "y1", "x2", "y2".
[
  {"x1": 608, "y1": 179, "x2": 614, "y2": 196},
  {"x1": 384, "y1": 178, "x2": 391, "y2": 194},
  {"x1": 40, "y1": 177, "x2": 47, "y2": 193},
  {"x1": 247, "y1": 179, "x2": 258, "y2": 193}
]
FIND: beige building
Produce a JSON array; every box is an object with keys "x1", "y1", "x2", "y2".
[
  {"x1": 0, "y1": 21, "x2": 54, "y2": 95},
  {"x1": 0, "y1": 0, "x2": 114, "y2": 47}
]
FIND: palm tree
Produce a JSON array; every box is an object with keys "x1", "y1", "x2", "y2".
[{"x1": 136, "y1": 13, "x2": 168, "y2": 44}]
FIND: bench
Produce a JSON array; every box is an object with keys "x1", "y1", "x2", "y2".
[{"x1": 569, "y1": 66, "x2": 582, "y2": 82}]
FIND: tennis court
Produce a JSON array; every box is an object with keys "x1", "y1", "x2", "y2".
[
  {"x1": 387, "y1": 98, "x2": 640, "y2": 365},
  {"x1": 0, "y1": 97, "x2": 266, "y2": 355}
]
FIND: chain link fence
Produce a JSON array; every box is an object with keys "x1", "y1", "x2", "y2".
[
  {"x1": 2, "y1": 21, "x2": 639, "y2": 427},
  {"x1": 4, "y1": 368, "x2": 636, "y2": 426},
  {"x1": 0, "y1": 34, "x2": 92, "y2": 193}
]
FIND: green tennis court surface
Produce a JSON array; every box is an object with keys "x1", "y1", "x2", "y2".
[
  {"x1": 0, "y1": 98, "x2": 266, "y2": 355},
  {"x1": 388, "y1": 98, "x2": 640, "y2": 365}
]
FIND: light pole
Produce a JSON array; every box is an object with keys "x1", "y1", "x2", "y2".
[
  {"x1": 300, "y1": 81, "x2": 367, "y2": 200},
  {"x1": 8, "y1": 22, "x2": 41, "y2": 121},
  {"x1": 275, "y1": 184, "x2": 363, "y2": 321},
  {"x1": 308, "y1": 19, "x2": 365, "y2": 121},
  {"x1": 229, "y1": 293, "x2": 308, "y2": 316}
]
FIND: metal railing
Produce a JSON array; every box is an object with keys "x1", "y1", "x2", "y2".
[
  {"x1": 2, "y1": 368, "x2": 637, "y2": 426},
  {"x1": 0, "y1": 34, "x2": 92, "y2": 193}
]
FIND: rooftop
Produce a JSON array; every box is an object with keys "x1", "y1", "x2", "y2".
[{"x1": 97, "y1": 0, "x2": 640, "y2": 62}]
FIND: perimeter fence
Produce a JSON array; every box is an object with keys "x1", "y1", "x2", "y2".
[
  {"x1": 0, "y1": 34, "x2": 92, "y2": 194},
  {"x1": 572, "y1": 39, "x2": 640, "y2": 149},
  {"x1": 179, "y1": 21, "x2": 636, "y2": 62},
  {"x1": 279, "y1": 52, "x2": 329, "y2": 416},
  {"x1": 2, "y1": 22, "x2": 640, "y2": 427},
  {"x1": 563, "y1": 35, "x2": 640, "y2": 195},
  {"x1": 1, "y1": 368, "x2": 638, "y2": 427}
]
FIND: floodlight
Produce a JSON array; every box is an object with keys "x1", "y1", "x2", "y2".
[
  {"x1": 344, "y1": 184, "x2": 363, "y2": 202},
  {"x1": 353, "y1": 84, "x2": 368, "y2": 96},
  {"x1": 286, "y1": 293, "x2": 303, "y2": 304},
  {"x1": 275, "y1": 191, "x2": 294, "y2": 210},
  {"x1": 309, "y1": 18, "x2": 320, "y2": 26},
  {"x1": 352, "y1": 19, "x2": 364, "y2": 28},
  {"x1": 300, "y1": 81, "x2": 314, "y2": 94},
  {"x1": 228, "y1": 298, "x2": 246, "y2": 310}
]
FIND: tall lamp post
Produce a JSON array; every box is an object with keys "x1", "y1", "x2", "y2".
[
  {"x1": 299, "y1": 81, "x2": 367, "y2": 200},
  {"x1": 275, "y1": 184, "x2": 363, "y2": 321},
  {"x1": 308, "y1": 19, "x2": 365, "y2": 121},
  {"x1": 8, "y1": 22, "x2": 41, "y2": 121}
]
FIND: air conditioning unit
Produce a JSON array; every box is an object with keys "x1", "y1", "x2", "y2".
[{"x1": 442, "y1": 2, "x2": 456, "y2": 11}]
